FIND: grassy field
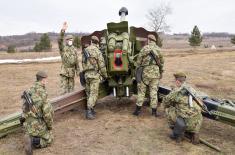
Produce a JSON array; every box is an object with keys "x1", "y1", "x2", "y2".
[{"x1": 0, "y1": 49, "x2": 234, "y2": 155}]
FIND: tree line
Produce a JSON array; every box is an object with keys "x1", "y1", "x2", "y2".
[
  {"x1": 6, "y1": 2, "x2": 235, "y2": 53},
  {"x1": 7, "y1": 34, "x2": 81, "y2": 53}
]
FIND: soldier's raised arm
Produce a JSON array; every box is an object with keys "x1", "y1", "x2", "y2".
[{"x1": 58, "y1": 22, "x2": 68, "y2": 54}]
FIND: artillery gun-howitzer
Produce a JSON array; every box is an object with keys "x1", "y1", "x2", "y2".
[{"x1": 0, "y1": 7, "x2": 235, "y2": 153}]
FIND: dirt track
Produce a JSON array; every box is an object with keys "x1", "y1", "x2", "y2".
[{"x1": 0, "y1": 50, "x2": 235, "y2": 155}]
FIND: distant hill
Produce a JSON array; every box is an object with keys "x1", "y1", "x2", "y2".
[
  {"x1": 203, "y1": 32, "x2": 234, "y2": 38},
  {"x1": 170, "y1": 32, "x2": 234, "y2": 38},
  {"x1": 161, "y1": 32, "x2": 234, "y2": 49},
  {"x1": 0, "y1": 32, "x2": 88, "y2": 51},
  {"x1": 0, "y1": 32, "x2": 234, "y2": 51}
]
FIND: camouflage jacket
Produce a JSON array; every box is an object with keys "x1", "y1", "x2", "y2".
[
  {"x1": 163, "y1": 83, "x2": 202, "y2": 119},
  {"x1": 58, "y1": 30, "x2": 79, "y2": 77},
  {"x1": 137, "y1": 42, "x2": 164, "y2": 79},
  {"x1": 82, "y1": 43, "x2": 107, "y2": 79},
  {"x1": 23, "y1": 82, "x2": 54, "y2": 135}
]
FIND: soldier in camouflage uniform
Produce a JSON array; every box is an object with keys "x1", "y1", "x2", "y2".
[
  {"x1": 82, "y1": 36, "x2": 107, "y2": 120},
  {"x1": 163, "y1": 72, "x2": 203, "y2": 144},
  {"x1": 22, "y1": 71, "x2": 54, "y2": 155},
  {"x1": 133, "y1": 34, "x2": 164, "y2": 117},
  {"x1": 58, "y1": 22, "x2": 80, "y2": 94}
]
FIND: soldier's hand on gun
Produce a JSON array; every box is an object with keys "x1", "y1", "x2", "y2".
[
  {"x1": 19, "y1": 116, "x2": 26, "y2": 125},
  {"x1": 47, "y1": 125, "x2": 52, "y2": 130},
  {"x1": 101, "y1": 73, "x2": 108, "y2": 83},
  {"x1": 129, "y1": 56, "x2": 134, "y2": 63},
  {"x1": 62, "y1": 22, "x2": 68, "y2": 31},
  {"x1": 103, "y1": 73, "x2": 108, "y2": 80}
]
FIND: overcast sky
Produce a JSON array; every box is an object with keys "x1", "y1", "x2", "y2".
[{"x1": 0, "y1": 0, "x2": 234, "y2": 36}]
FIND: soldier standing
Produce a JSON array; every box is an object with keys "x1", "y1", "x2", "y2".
[
  {"x1": 82, "y1": 36, "x2": 107, "y2": 120},
  {"x1": 133, "y1": 34, "x2": 164, "y2": 117},
  {"x1": 58, "y1": 22, "x2": 79, "y2": 94},
  {"x1": 163, "y1": 72, "x2": 203, "y2": 144},
  {"x1": 22, "y1": 71, "x2": 54, "y2": 155}
]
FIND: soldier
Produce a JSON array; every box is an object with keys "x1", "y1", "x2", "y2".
[
  {"x1": 58, "y1": 22, "x2": 80, "y2": 94},
  {"x1": 163, "y1": 72, "x2": 203, "y2": 144},
  {"x1": 22, "y1": 71, "x2": 54, "y2": 155},
  {"x1": 133, "y1": 34, "x2": 164, "y2": 117},
  {"x1": 82, "y1": 36, "x2": 107, "y2": 120}
]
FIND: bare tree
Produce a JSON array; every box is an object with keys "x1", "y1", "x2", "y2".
[{"x1": 146, "y1": 3, "x2": 172, "y2": 33}]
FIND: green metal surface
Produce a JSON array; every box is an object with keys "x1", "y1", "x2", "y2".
[
  {"x1": 108, "y1": 52, "x2": 129, "y2": 73},
  {"x1": 0, "y1": 112, "x2": 22, "y2": 138},
  {"x1": 107, "y1": 21, "x2": 128, "y2": 34}
]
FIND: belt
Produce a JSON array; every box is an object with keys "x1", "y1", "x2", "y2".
[{"x1": 83, "y1": 69, "x2": 96, "y2": 72}]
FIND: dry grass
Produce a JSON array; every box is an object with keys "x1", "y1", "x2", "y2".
[
  {"x1": 0, "y1": 49, "x2": 235, "y2": 155},
  {"x1": 161, "y1": 49, "x2": 235, "y2": 100}
]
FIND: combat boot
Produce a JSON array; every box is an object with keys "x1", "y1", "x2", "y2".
[
  {"x1": 133, "y1": 106, "x2": 141, "y2": 116},
  {"x1": 169, "y1": 133, "x2": 183, "y2": 143},
  {"x1": 32, "y1": 137, "x2": 41, "y2": 148},
  {"x1": 170, "y1": 117, "x2": 186, "y2": 143},
  {"x1": 24, "y1": 134, "x2": 33, "y2": 155},
  {"x1": 191, "y1": 133, "x2": 200, "y2": 144},
  {"x1": 151, "y1": 108, "x2": 159, "y2": 117},
  {"x1": 86, "y1": 109, "x2": 95, "y2": 120},
  {"x1": 91, "y1": 108, "x2": 96, "y2": 115}
]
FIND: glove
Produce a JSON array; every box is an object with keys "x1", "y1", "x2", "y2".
[
  {"x1": 19, "y1": 116, "x2": 26, "y2": 125},
  {"x1": 47, "y1": 126, "x2": 52, "y2": 130},
  {"x1": 129, "y1": 56, "x2": 134, "y2": 63},
  {"x1": 103, "y1": 73, "x2": 108, "y2": 79}
]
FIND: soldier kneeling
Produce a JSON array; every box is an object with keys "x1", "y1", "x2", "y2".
[
  {"x1": 21, "y1": 71, "x2": 54, "y2": 155},
  {"x1": 163, "y1": 72, "x2": 203, "y2": 144}
]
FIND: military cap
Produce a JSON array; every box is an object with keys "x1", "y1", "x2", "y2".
[
  {"x1": 173, "y1": 72, "x2": 187, "y2": 79},
  {"x1": 91, "y1": 36, "x2": 99, "y2": 42},
  {"x1": 65, "y1": 34, "x2": 74, "y2": 40},
  {"x1": 148, "y1": 34, "x2": 156, "y2": 42},
  {"x1": 36, "y1": 71, "x2": 48, "y2": 78}
]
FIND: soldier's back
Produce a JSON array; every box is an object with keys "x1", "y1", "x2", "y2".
[
  {"x1": 30, "y1": 82, "x2": 47, "y2": 103},
  {"x1": 86, "y1": 44, "x2": 99, "y2": 57},
  {"x1": 140, "y1": 44, "x2": 161, "y2": 79}
]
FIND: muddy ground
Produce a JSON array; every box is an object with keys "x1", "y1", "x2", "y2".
[{"x1": 0, "y1": 49, "x2": 235, "y2": 155}]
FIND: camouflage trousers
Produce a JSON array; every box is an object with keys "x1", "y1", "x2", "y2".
[
  {"x1": 136, "y1": 77, "x2": 159, "y2": 108},
  {"x1": 35, "y1": 130, "x2": 53, "y2": 148},
  {"x1": 24, "y1": 121, "x2": 53, "y2": 148},
  {"x1": 60, "y1": 75, "x2": 75, "y2": 94},
  {"x1": 165, "y1": 106, "x2": 203, "y2": 133},
  {"x1": 85, "y1": 77, "x2": 100, "y2": 109},
  {"x1": 165, "y1": 106, "x2": 177, "y2": 127}
]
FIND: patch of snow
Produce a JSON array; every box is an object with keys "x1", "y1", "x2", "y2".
[
  {"x1": 0, "y1": 56, "x2": 61, "y2": 64},
  {"x1": 211, "y1": 45, "x2": 216, "y2": 50}
]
